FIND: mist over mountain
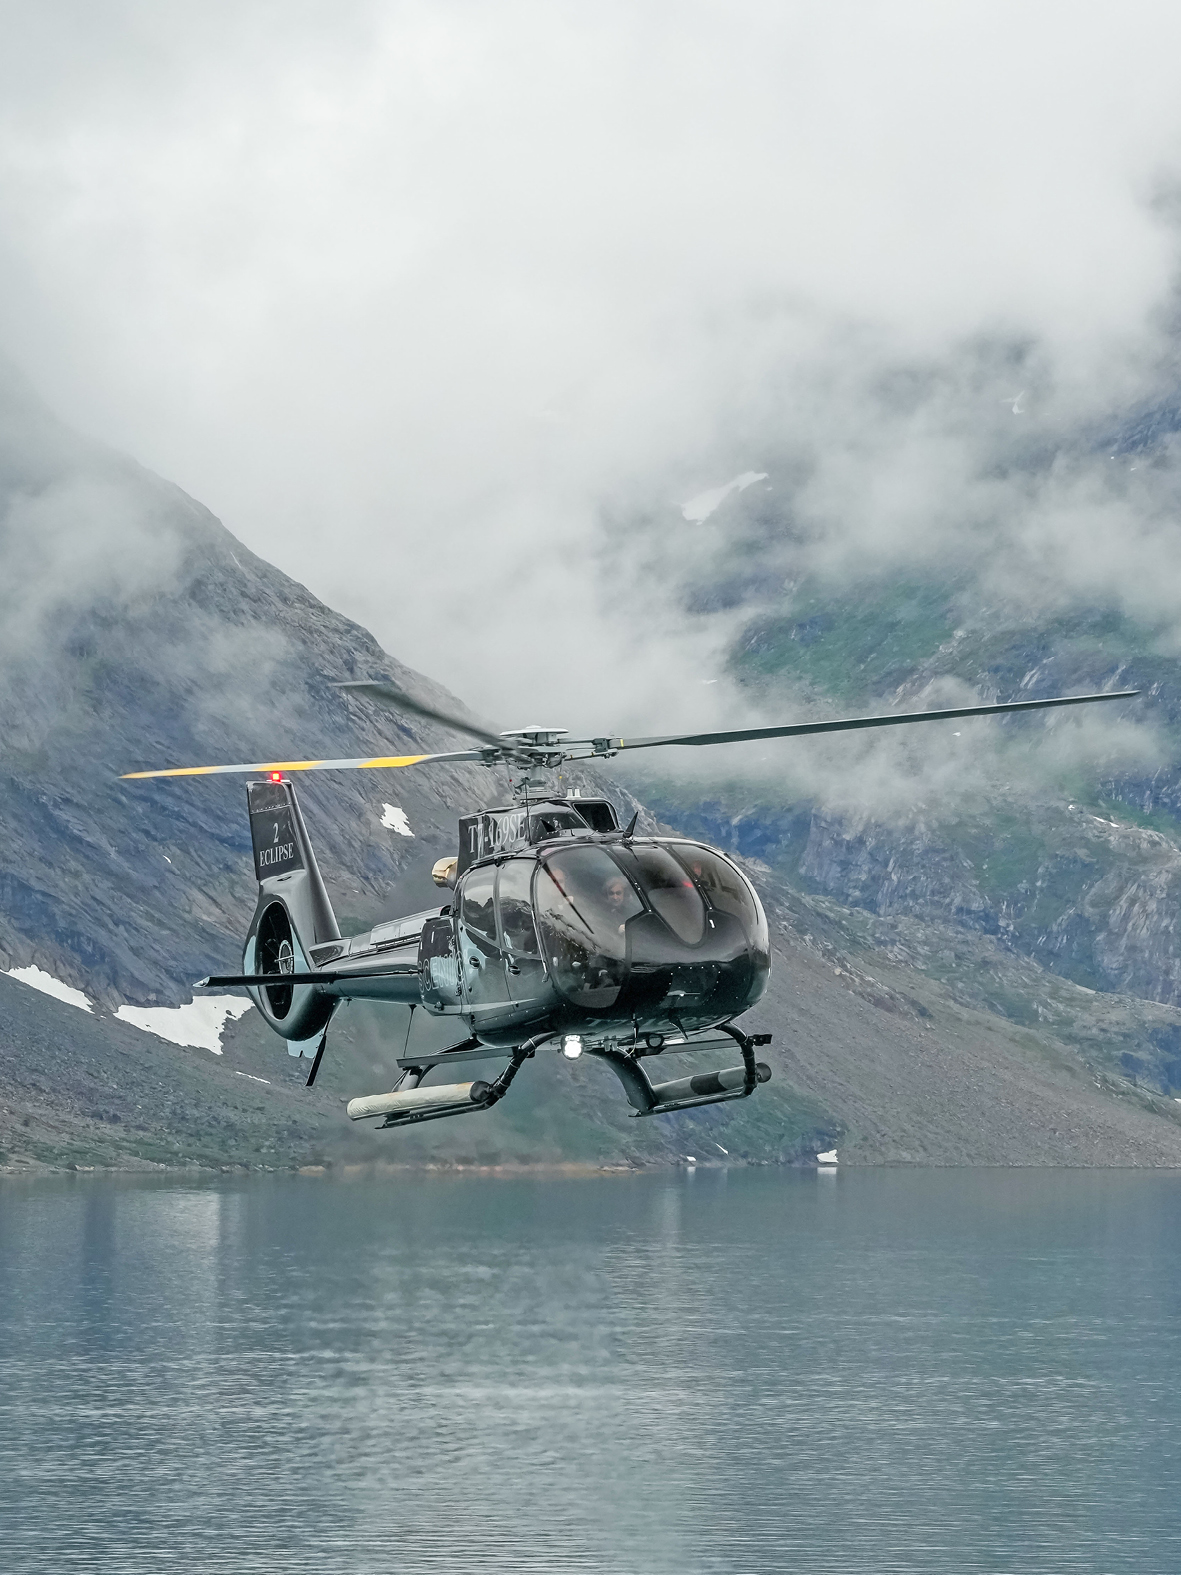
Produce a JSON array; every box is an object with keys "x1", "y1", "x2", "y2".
[
  {"x1": 0, "y1": 357, "x2": 524, "y2": 1006},
  {"x1": 5, "y1": 366, "x2": 1181, "y2": 1171},
  {"x1": 617, "y1": 351, "x2": 1181, "y2": 1097},
  {"x1": 4, "y1": 4, "x2": 1181, "y2": 741}
]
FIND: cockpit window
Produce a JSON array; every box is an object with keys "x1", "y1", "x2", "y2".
[
  {"x1": 537, "y1": 847, "x2": 642, "y2": 959},
  {"x1": 459, "y1": 866, "x2": 497, "y2": 945},
  {"x1": 497, "y1": 860, "x2": 541, "y2": 958},
  {"x1": 629, "y1": 844, "x2": 706, "y2": 944},
  {"x1": 535, "y1": 846, "x2": 643, "y2": 1007},
  {"x1": 670, "y1": 844, "x2": 769, "y2": 956}
]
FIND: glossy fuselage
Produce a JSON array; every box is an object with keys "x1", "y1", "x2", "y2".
[{"x1": 245, "y1": 835, "x2": 771, "y2": 1048}]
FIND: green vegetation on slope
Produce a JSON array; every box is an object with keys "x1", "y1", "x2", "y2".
[{"x1": 731, "y1": 577, "x2": 959, "y2": 701}]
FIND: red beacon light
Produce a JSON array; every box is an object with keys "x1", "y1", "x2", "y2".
[{"x1": 269, "y1": 771, "x2": 283, "y2": 782}]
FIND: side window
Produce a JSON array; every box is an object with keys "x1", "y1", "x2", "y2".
[
  {"x1": 527, "y1": 807, "x2": 587, "y2": 841},
  {"x1": 459, "y1": 866, "x2": 497, "y2": 949},
  {"x1": 497, "y1": 861, "x2": 541, "y2": 958}
]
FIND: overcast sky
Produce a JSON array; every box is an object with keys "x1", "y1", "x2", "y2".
[{"x1": 3, "y1": 1, "x2": 1181, "y2": 744}]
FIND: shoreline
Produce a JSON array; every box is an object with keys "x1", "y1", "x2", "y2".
[{"x1": 5, "y1": 1156, "x2": 1181, "y2": 1180}]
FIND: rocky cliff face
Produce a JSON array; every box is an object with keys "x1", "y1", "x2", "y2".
[
  {"x1": 796, "y1": 806, "x2": 1181, "y2": 1010},
  {"x1": 629, "y1": 456, "x2": 1181, "y2": 1101}
]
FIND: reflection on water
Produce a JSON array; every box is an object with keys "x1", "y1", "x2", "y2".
[{"x1": 2, "y1": 1168, "x2": 1181, "y2": 1573}]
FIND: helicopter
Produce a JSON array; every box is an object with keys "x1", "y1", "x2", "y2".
[{"x1": 123, "y1": 680, "x2": 1138, "y2": 1133}]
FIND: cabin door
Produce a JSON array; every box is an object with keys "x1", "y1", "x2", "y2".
[
  {"x1": 497, "y1": 860, "x2": 548, "y2": 1006},
  {"x1": 456, "y1": 865, "x2": 513, "y2": 1022}
]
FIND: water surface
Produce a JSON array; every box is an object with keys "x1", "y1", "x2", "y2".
[{"x1": 2, "y1": 1167, "x2": 1179, "y2": 1573}]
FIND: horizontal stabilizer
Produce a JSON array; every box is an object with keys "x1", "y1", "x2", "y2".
[{"x1": 197, "y1": 969, "x2": 411, "y2": 987}]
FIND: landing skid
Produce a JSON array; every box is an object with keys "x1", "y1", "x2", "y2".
[
  {"x1": 586, "y1": 1023, "x2": 772, "y2": 1116},
  {"x1": 371, "y1": 1033, "x2": 546, "y2": 1131},
  {"x1": 344, "y1": 1023, "x2": 773, "y2": 1130}
]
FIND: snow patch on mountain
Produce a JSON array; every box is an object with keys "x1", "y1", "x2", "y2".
[
  {"x1": 381, "y1": 803, "x2": 414, "y2": 836},
  {"x1": 681, "y1": 471, "x2": 768, "y2": 522},
  {"x1": 4, "y1": 966, "x2": 93, "y2": 1013},
  {"x1": 115, "y1": 997, "x2": 252, "y2": 1053}
]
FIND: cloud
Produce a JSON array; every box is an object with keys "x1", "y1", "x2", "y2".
[{"x1": 1, "y1": 0, "x2": 1181, "y2": 770}]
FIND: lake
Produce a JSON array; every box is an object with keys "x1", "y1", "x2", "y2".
[{"x1": 2, "y1": 1167, "x2": 1180, "y2": 1573}]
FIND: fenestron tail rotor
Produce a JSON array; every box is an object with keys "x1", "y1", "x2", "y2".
[{"x1": 120, "y1": 686, "x2": 1141, "y2": 781}]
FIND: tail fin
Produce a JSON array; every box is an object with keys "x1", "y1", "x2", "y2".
[
  {"x1": 244, "y1": 779, "x2": 340, "y2": 1038},
  {"x1": 247, "y1": 779, "x2": 341, "y2": 946}
]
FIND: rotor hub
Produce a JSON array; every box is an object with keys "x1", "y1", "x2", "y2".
[{"x1": 498, "y1": 726, "x2": 569, "y2": 748}]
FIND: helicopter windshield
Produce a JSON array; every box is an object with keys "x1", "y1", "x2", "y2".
[
  {"x1": 535, "y1": 846, "x2": 643, "y2": 1007},
  {"x1": 535, "y1": 840, "x2": 769, "y2": 1019},
  {"x1": 669, "y1": 843, "x2": 770, "y2": 963},
  {"x1": 628, "y1": 844, "x2": 706, "y2": 944}
]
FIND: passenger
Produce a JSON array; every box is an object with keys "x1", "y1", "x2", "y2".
[
  {"x1": 603, "y1": 873, "x2": 633, "y2": 935},
  {"x1": 686, "y1": 855, "x2": 717, "y2": 900}
]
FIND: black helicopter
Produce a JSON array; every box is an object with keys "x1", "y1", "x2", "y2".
[{"x1": 123, "y1": 680, "x2": 1137, "y2": 1132}]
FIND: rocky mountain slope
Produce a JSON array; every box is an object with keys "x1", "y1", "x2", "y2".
[
  {"x1": 4, "y1": 362, "x2": 1181, "y2": 1170},
  {"x1": 628, "y1": 442, "x2": 1181, "y2": 1104}
]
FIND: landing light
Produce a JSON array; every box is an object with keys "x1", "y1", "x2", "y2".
[{"x1": 562, "y1": 1035, "x2": 583, "y2": 1060}]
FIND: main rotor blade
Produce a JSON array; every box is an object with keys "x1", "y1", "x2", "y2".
[
  {"x1": 334, "y1": 680, "x2": 503, "y2": 746},
  {"x1": 121, "y1": 749, "x2": 485, "y2": 781},
  {"x1": 609, "y1": 690, "x2": 1141, "y2": 753}
]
